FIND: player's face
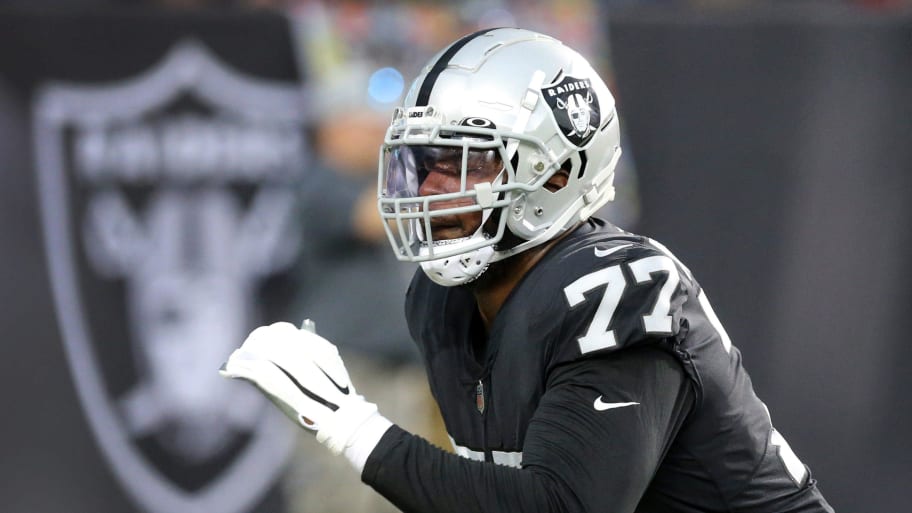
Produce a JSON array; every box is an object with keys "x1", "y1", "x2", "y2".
[{"x1": 415, "y1": 146, "x2": 503, "y2": 241}]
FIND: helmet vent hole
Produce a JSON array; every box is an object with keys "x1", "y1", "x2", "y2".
[
  {"x1": 550, "y1": 68, "x2": 565, "y2": 84},
  {"x1": 577, "y1": 150, "x2": 588, "y2": 179},
  {"x1": 599, "y1": 109, "x2": 616, "y2": 131}
]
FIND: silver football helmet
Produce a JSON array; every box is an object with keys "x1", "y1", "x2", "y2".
[{"x1": 378, "y1": 28, "x2": 622, "y2": 286}]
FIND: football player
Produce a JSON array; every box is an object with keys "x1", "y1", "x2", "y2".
[{"x1": 222, "y1": 28, "x2": 834, "y2": 512}]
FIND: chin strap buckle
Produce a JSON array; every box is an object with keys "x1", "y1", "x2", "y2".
[{"x1": 583, "y1": 185, "x2": 600, "y2": 205}]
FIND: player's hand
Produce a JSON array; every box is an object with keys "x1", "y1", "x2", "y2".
[{"x1": 220, "y1": 321, "x2": 390, "y2": 456}]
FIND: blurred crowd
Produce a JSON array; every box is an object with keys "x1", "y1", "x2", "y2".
[{"x1": 4, "y1": 0, "x2": 912, "y2": 12}]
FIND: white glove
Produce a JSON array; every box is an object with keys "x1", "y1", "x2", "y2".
[{"x1": 220, "y1": 321, "x2": 392, "y2": 468}]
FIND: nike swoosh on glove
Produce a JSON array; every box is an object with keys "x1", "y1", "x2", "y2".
[{"x1": 220, "y1": 321, "x2": 392, "y2": 470}]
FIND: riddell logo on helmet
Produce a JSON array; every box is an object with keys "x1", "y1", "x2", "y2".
[{"x1": 542, "y1": 75, "x2": 601, "y2": 148}]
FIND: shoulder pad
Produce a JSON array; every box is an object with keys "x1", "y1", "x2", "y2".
[{"x1": 545, "y1": 242, "x2": 690, "y2": 366}]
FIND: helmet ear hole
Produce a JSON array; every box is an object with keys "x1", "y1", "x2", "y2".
[{"x1": 544, "y1": 159, "x2": 572, "y2": 193}]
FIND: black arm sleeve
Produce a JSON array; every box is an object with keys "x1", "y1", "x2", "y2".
[{"x1": 360, "y1": 346, "x2": 695, "y2": 513}]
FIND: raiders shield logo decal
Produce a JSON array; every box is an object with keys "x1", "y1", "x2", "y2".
[
  {"x1": 33, "y1": 41, "x2": 304, "y2": 513},
  {"x1": 542, "y1": 75, "x2": 601, "y2": 148}
]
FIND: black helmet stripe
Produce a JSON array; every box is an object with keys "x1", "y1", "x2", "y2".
[{"x1": 416, "y1": 28, "x2": 500, "y2": 106}]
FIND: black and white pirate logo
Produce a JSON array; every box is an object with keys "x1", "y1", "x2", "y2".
[
  {"x1": 542, "y1": 75, "x2": 601, "y2": 148},
  {"x1": 33, "y1": 41, "x2": 300, "y2": 513}
]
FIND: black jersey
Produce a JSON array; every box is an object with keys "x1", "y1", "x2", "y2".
[{"x1": 362, "y1": 219, "x2": 832, "y2": 513}]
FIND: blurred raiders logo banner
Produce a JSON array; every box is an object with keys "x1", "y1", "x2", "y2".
[{"x1": 33, "y1": 41, "x2": 304, "y2": 513}]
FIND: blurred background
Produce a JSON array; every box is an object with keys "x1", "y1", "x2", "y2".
[{"x1": 0, "y1": 1, "x2": 909, "y2": 512}]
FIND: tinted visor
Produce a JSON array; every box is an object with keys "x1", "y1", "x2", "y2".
[{"x1": 382, "y1": 145, "x2": 503, "y2": 199}]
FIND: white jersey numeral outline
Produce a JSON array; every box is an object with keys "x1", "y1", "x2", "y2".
[
  {"x1": 629, "y1": 255, "x2": 680, "y2": 335},
  {"x1": 563, "y1": 265, "x2": 626, "y2": 353}
]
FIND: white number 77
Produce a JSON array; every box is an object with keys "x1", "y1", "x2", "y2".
[
  {"x1": 563, "y1": 255, "x2": 680, "y2": 354},
  {"x1": 566, "y1": 251, "x2": 809, "y2": 487}
]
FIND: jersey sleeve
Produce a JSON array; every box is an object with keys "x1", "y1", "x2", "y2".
[
  {"x1": 544, "y1": 243, "x2": 691, "y2": 369},
  {"x1": 360, "y1": 346, "x2": 695, "y2": 513}
]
